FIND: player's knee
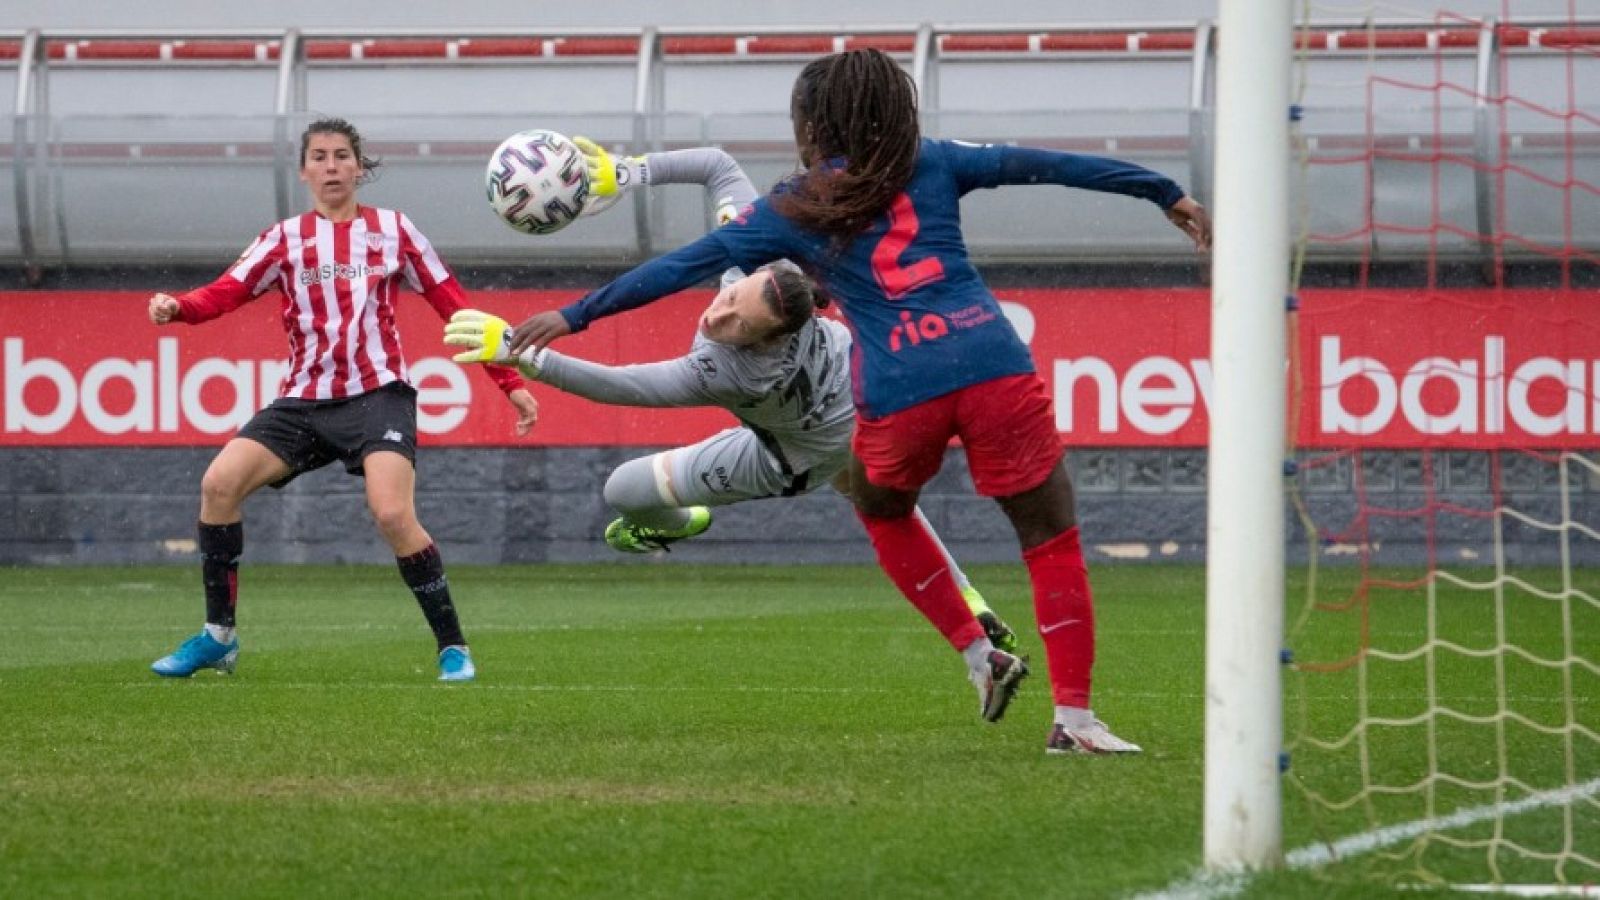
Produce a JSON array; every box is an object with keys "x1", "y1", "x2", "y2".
[
  {"x1": 848, "y1": 475, "x2": 918, "y2": 518},
  {"x1": 603, "y1": 457, "x2": 663, "y2": 514},
  {"x1": 199, "y1": 466, "x2": 249, "y2": 510},
  {"x1": 367, "y1": 500, "x2": 416, "y2": 540}
]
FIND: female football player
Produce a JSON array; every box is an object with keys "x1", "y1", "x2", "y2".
[
  {"x1": 146, "y1": 117, "x2": 538, "y2": 682},
  {"x1": 501, "y1": 50, "x2": 1211, "y2": 752},
  {"x1": 447, "y1": 143, "x2": 1018, "y2": 657}
]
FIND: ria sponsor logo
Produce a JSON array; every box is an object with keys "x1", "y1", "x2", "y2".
[
  {"x1": 888, "y1": 303, "x2": 1010, "y2": 353},
  {"x1": 887, "y1": 310, "x2": 950, "y2": 353},
  {"x1": 3, "y1": 338, "x2": 471, "y2": 436}
]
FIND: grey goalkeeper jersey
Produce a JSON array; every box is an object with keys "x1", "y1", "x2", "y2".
[
  {"x1": 530, "y1": 146, "x2": 852, "y2": 474},
  {"x1": 532, "y1": 316, "x2": 856, "y2": 477}
]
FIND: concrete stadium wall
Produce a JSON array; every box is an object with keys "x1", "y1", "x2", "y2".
[
  {"x1": 4, "y1": 446, "x2": 1596, "y2": 569},
  {"x1": 0, "y1": 446, "x2": 1193, "y2": 567}
]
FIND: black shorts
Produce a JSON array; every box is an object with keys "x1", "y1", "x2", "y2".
[{"x1": 238, "y1": 381, "x2": 418, "y2": 488}]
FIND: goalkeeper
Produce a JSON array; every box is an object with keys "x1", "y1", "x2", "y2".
[{"x1": 448, "y1": 140, "x2": 1021, "y2": 663}]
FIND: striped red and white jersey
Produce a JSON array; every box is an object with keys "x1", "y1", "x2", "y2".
[{"x1": 175, "y1": 205, "x2": 521, "y2": 401}]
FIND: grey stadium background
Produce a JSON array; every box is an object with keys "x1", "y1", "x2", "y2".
[{"x1": 1, "y1": 0, "x2": 1595, "y2": 566}]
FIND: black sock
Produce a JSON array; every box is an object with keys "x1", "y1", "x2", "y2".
[
  {"x1": 396, "y1": 543, "x2": 465, "y2": 651},
  {"x1": 198, "y1": 521, "x2": 243, "y2": 629}
]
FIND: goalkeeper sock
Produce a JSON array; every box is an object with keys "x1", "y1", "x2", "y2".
[
  {"x1": 198, "y1": 521, "x2": 242, "y2": 629},
  {"x1": 601, "y1": 453, "x2": 694, "y2": 531},
  {"x1": 1023, "y1": 526, "x2": 1096, "y2": 709},
  {"x1": 961, "y1": 636, "x2": 996, "y2": 672},
  {"x1": 857, "y1": 510, "x2": 986, "y2": 652},
  {"x1": 396, "y1": 543, "x2": 465, "y2": 651},
  {"x1": 913, "y1": 506, "x2": 973, "y2": 593}
]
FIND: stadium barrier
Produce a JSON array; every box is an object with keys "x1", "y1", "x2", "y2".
[{"x1": 1, "y1": 20, "x2": 1597, "y2": 278}]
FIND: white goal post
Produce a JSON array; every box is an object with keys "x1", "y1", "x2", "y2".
[{"x1": 1203, "y1": 0, "x2": 1293, "y2": 872}]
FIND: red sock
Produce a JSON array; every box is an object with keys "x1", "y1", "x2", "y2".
[
  {"x1": 1023, "y1": 526, "x2": 1096, "y2": 707},
  {"x1": 857, "y1": 510, "x2": 985, "y2": 652}
]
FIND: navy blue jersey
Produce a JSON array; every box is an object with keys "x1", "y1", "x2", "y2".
[{"x1": 560, "y1": 139, "x2": 1185, "y2": 418}]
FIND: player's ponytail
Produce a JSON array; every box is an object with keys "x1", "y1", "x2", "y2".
[
  {"x1": 758, "y1": 260, "x2": 821, "y2": 338},
  {"x1": 773, "y1": 49, "x2": 920, "y2": 240}
]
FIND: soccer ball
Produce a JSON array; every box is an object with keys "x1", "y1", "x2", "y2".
[{"x1": 484, "y1": 129, "x2": 589, "y2": 235}]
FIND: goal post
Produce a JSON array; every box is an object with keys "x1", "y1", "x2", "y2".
[{"x1": 1203, "y1": 0, "x2": 1294, "y2": 871}]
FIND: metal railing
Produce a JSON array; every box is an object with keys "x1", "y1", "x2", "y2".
[{"x1": 4, "y1": 20, "x2": 1599, "y2": 280}]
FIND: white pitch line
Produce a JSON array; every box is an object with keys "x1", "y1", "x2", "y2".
[
  {"x1": 84, "y1": 682, "x2": 1589, "y2": 707},
  {"x1": 116, "y1": 681, "x2": 904, "y2": 695},
  {"x1": 1134, "y1": 776, "x2": 1600, "y2": 900}
]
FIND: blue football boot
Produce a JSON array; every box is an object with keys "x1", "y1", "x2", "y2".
[
  {"x1": 151, "y1": 630, "x2": 239, "y2": 677},
  {"x1": 438, "y1": 645, "x2": 476, "y2": 682}
]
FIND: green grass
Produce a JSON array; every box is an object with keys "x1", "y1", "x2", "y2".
[{"x1": 0, "y1": 563, "x2": 1592, "y2": 898}]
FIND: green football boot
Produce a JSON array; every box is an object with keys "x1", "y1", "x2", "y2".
[
  {"x1": 962, "y1": 586, "x2": 1020, "y2": 655},
  {"x1": 604, "y1": 507, "x2": 713, "y2": 554}
]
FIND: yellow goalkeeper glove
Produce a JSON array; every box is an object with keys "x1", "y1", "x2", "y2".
[
  {"x1": 574, "y1": 136, "x2": 644, "y2": 218},
  {"x1": 444, "y1": 309, "x2": 521, "y2": 366},
  {"x1": 714, "y1": 195, "x2": 743, "y2": 227}
]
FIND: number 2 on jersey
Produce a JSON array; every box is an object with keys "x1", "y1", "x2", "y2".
[{"x1": 871, "y1": 193, "x2": 945, "y2": 299}]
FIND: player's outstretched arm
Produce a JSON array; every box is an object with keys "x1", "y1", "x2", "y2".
[
  {"x1": 150, "y1": 277, "x2": 256, "y2": 325},
  {"x1": 947, "y1": 140, "x2": 1212, "y2": 250},
  {"x1": 574, "y1": 139, "x2": 758, "y2": 225},
  {"x1": 447, "y1": 311, "x2": 722, "y2": 409},
  {"x1": 506, "y1": 234, "x2": 740, "y2": 356}
]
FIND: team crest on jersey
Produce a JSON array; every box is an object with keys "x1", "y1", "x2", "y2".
[{"x1": 365, "y1": 232, "x2": 386, "y2": 252}]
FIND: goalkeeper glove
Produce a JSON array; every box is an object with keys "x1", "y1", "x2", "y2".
[
  {"x1": 574, "y1": 136, "x2": 645, "y2": 218},
  {"x1": 714, "y1": 196, "x2": 742, "y2": 227},
  {"x1": 444, "y1": 309, "x2": 542, "y2": 376}
]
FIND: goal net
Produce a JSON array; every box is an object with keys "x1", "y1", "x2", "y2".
[{"x1": 1282, "y1": 4, "x2": 1600, "y2": 890}]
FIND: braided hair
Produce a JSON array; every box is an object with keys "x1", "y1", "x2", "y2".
[{"x1": 773, "y1": 49, "x2": 921, "y2": 239}]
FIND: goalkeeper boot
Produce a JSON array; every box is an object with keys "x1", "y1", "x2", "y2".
[
  {"x1": 437, "y1": 645, "x2": 476, "y2": 683},
  {"x1": 150, "y1": 630, "x2": 238, "y2": 677},
  {"x1": 1046, "y1": 719, "x2": 1143, "y2": 755},
  {"x1": 604, "y1": 507, "x2": 713, "y2": 554},
  {"x1": 962, "y1": 586, "x2": 1019, "y2": 655},
  {"x1": 970, "y1": 649, "x2": 1029, "y2": 723}
]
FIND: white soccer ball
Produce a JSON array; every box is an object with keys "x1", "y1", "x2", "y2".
[{"x1": 484, "y1": 129, "x2": 589, "y2": 236}]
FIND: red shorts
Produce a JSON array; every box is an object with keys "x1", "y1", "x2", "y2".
[{"x1": 852, "y1": 372, "x2": 1065, "y2": 497}]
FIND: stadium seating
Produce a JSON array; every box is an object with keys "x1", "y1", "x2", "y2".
[{"x1": 1, "y1": 21, "x2": 1596, "y2": 275}]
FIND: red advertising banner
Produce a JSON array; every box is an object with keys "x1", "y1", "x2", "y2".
[{"x1": 1, "y1": 288, "x2": 1595, "y2": 448}]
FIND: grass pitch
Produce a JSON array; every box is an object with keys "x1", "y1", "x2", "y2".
[{"x1": 1, "y1": 563, "x2": 1592, "y2": 898}]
